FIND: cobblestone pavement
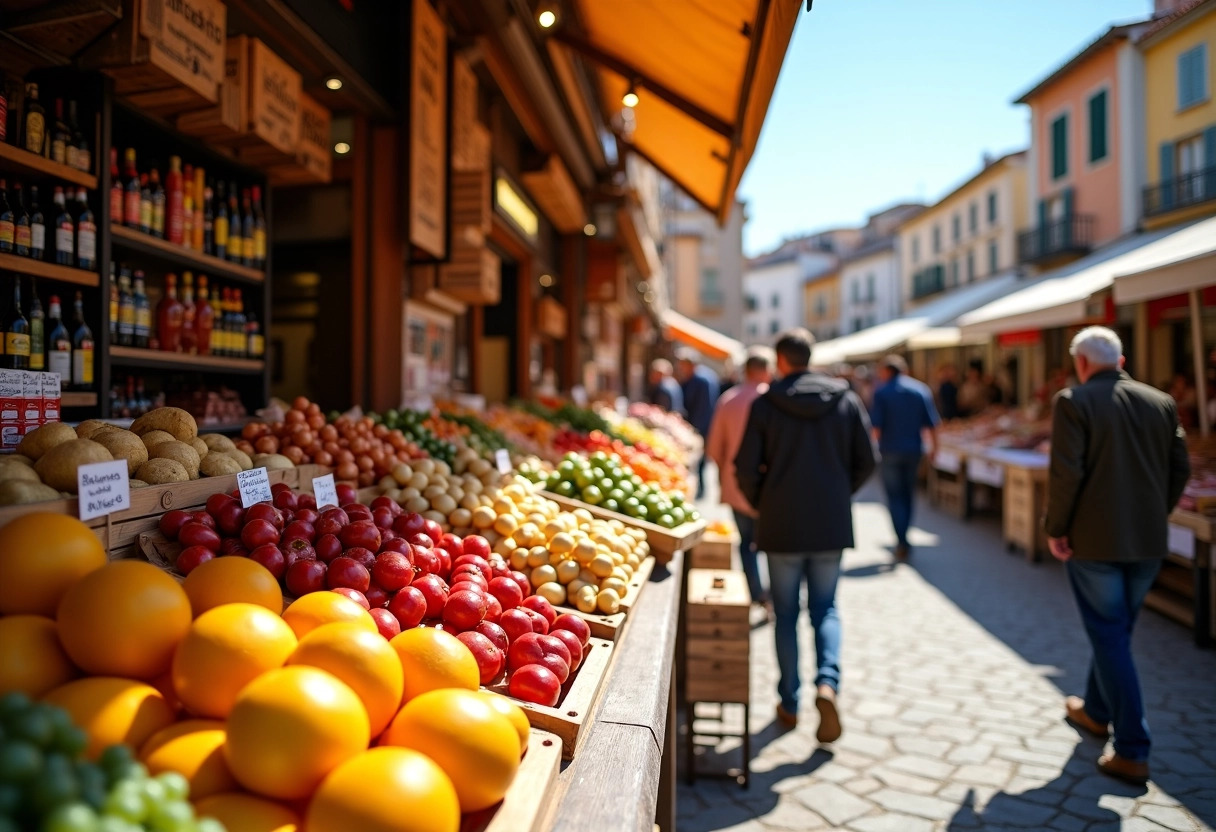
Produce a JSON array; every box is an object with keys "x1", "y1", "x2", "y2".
[{"x1": 677, "y1": 483, "x2": 1216, "y2": 832}]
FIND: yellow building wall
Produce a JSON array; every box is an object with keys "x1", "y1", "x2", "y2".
[
  {"x1": 1145, "y1": 10, "x2": 1216, "y2": 183},
  {"x1": 803, "y1": 274, "x2": 841, "y2": 340}
]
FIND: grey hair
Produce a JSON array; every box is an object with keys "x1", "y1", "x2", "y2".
[
  {"x1": 650, "y1": 358, "x2": 673, "y2": 376},
  {"x1": 1069, "y1": 326, "x2": 1122, "y2": 367}
]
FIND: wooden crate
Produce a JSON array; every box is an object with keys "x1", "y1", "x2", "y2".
[
  {"x1": 555, "y1": 555, "x2": 655, "y2": 641},
  {"x1": 689, "y1": 530, "x2": 735, "y2": 570},
  {"x1": 486, "y1": 636, "x2": 614, "y2": 761},
  {"x1": 684, "y1": 658, "x2": 749, "y2": 704},
  {"x1": 460, "y1": 729, "x2": 561, "y2": 832},
  {"x1": 1002, "y1": 465, "x2": 1047, "y2": 561},
  {"x1": 539, "y1": 491, "x2": 706, "y2": 561},
  {"x1": 685, "y1": 569, "x2": 750, "y2": 705}
]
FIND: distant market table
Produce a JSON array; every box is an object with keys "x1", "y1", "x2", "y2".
[
  {"x1": 1163, "y1": 510, "x2": 1214, "y2": 648},
  {"x1": 981, "y1": 448, "x2": 1050, "y2": 562}
]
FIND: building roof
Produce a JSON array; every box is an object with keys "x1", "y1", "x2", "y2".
[
  {"x1": 839, "y1": 236, "x2": 896, "y2": 265},
  {"x1": 803, "y1": 268, "x2": 841, "y2": 289},
  {"x1": 1013, "y1": 21, "x2": 1147, "y2": 104},
  {"x1": 1138, "y1": 0, "x2": 1216, "y2": 46},
  {"x1": 896, "y1": 150, "x2": 1027, "y2": 230}
]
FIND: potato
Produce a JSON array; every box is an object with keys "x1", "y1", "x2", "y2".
[
  {"x1": 92, "y1": 429, "x2": 149, "y2": 477},
  {"x1": 34, "y1": 439, "x2": 114, "y2": 492},
  {"x1": 252, "y1": 453, "x2": 294, "y2": 471},
  {"x1": 75, "y1": 419, "x2": 112, "y2": 440},
  {"x1": 129, "y1": 479, "x2": 149, "y2": 489},
  {"x1": 17, "y1": 422, "x2": 79, "y2": 461},
  {"x1": 0, "y1": 454, "x2": 34, "y2": 467},
  {"x1": 201, "y1": 433, "x2": 237, "y2": 453},
  {"x1": 0, "y1": 463, "x2": 42, "y2": 483},
  {"x1": 136, "y1": 458, "x2": 190, "y2": 485},
  {"x1": 150, "y1": 441, "x2": 201, "y2": 479},
  {"x1": 0, "y1": 480, "x2": 62, "y2": 506},
  {"x1": 200, "y1": 454, "x2": 242, "y2": 477},
  {"x1": 131, "y1": 407, "x2": 199, "y2": 442},
  {"x1": 221, "y1": 449, "x2": 253, "y2": 471},
  {"x1": 191, "y1": 437, "x2": 209, "y2": 458},
  {"x1": 140, "y1": 430, "x2": 176, "y2": 449}
]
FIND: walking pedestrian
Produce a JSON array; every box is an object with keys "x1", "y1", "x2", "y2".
[
  {"x1": 676, "y1": 350, "x2": 720, "y2": 500},
  {"x1": 871, "y1": 355, "x2": 940, "y2": 561},
  {"x1": 648, "y1": 359, "x2": 684, "y2": 416},
  {"x1": 735, "y1": 328, "x2": 877, "y2": 741},
  {"x1": 1045, "y1": 327, "x2": 1189, "y2": 784},
  {"x1": 705, "y1": 347, "x2": 773, "y2": 606}
]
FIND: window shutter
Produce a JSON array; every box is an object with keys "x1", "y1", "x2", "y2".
[
  {"x1": 1062, "y1": 188, "x2": 1074, "y2": 248},
  {"x1": 1204, "y1": 126, "x2": 1216, "y2": 201},
  {"x1": 1052, "y1": 115, "x2": 1068, "y2": 179},
  {"x1": 1089, "y1": 91, "x2": 1107, "y2": 162},
  {"x1": 1160, "y1": 141, "x2": 1176, "y2": 210}
]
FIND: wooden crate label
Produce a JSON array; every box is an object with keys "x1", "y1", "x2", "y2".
[
  {"x1": 294, "y1": 93, "x2": 332, "y2": 181},
  {"x1": 249, "y1": 38, "x2": 301, "y2": 154},
  {"x1": 139, "y1": 0, "x2": 226, "y2": 101}
]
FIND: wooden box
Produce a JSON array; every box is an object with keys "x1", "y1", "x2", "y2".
[
  {"x1": 267, "y1": 93, "x2": 333, "y2": 186},
  {"x1": 685, "y1": 569, "x2": 749, "y2": 626},
  {"x1": 439, "y1": 243, "x2": 501, "y2": 305},
  {"x1": 1002, "y1": 465, "x2": 1047, "y2": 561},
  {"x1": 684, "y1": 658, "x2": 750, "y2": 704},
  {"x1": 175, "y1": 35, "x2": 250, "y2": 141},
  {"x1": 690, "y1": 529, "x2": 736, "y2": 570},
  {"x1": 685, "y1": 569, "x2": 750, "y2": 704},
  {"x1": 540, "y1": 491, "x2": 706, "y2": 561}
]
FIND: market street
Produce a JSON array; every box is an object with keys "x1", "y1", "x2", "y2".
[{"x1": 678, "y1": 482, "x2": 1216, "y2": 832}]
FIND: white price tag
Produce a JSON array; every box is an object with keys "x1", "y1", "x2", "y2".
[
  {"x1": 495, "y1": 448, "x2": 512, "y2": 475},
  {"x1": 571, "y1": 385, "x2": 588, "y2": 407},
  {"x1": 934, "y1": 449, "x2": 962, "y2": 474},
  {"x1": 77, "y1": 459, "x2": 130, "y2": 521},
  {"x1": 1168, "y1": 524, "x2": 1195, "y2": 559},
  {"x1": 967, "y1": 457, "x2": 1005, "y2": 488},
  {"x1": 313, "y1": 473, "x2": 339, "y2": 510},
  {"x1": 237, "y1": 467, "x2": 273, "y2": 508}
]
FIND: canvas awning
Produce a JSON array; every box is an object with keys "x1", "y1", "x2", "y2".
[
  {"x1": 554, "y1": 0, "x2": 802, "y2": 223},
  {"x1": 660, "y1": 310, "x2": 745, "y2": 362},
  {"x1": 1112, "y1": 234, "x2": 1216, "y2": 303},
  {"x1": 904, "y1": 327, "x2": 990, "y2": 351},
  {"x1": 960, "y1": 217, "x2": 1216, "y2": 336}
]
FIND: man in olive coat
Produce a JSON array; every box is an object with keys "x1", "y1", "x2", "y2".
[{"x1": 1045, "y1": 326, "x2": 1189, "y2": 784}]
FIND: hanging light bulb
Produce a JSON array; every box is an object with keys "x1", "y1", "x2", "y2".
[
  {"x1": 537, "y1": 2, "x2": 557, "y2": 28},
  {"x1": 622, "y1": 80, "x2": 639, "y2": 109}
]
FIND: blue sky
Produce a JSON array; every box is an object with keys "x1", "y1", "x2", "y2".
[{"x1": 739, "y1": 0, "x2": 1150, "y2": 256}]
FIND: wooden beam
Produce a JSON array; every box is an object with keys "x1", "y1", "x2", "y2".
[
  {"x1": 483, "y1": 36, "x2": 557, "y2": 155},
  {"x1": 368, "y1": 124, "x2": 405, "y2": 411},
  {"x1": 350, "y1": 114, "x2": 370, "y2": 408},
  {"x1": 716, "y1": 0, "x2": 771, "y2": 222}
]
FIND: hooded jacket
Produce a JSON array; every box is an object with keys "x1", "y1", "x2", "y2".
[{"x1": 734, "y1": 370, "x2": 878, "y2": 554}]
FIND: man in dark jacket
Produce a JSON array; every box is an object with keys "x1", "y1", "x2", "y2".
[
  {"x1": 1045, "y1": 327, "x2": 1189, "y2": 785},
  {"x1": 648, "y1": 359, "x2": 684, "y2": 416},
  {"x1": 677, "y1": 350, "x2": 720, "y2": 499},
  {"x1": 735, "y1": 328, "x2": 877, "y2": 742}
]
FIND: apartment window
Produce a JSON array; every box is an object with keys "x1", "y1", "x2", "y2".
[
  {"x1": 912, "y1": 236, "x2": 920, "y2": 263},
  {"x1": 1051, "y1": 113, "x2": 1068, "y2": 180},
  {"x1": 745, "y1": 294, "x2": 758, "y2": 312},
  {"x1": 989, "y1": 240, "x2": 999, "y2": 274},
  {"x1": 769, "y1": 320, "x2": 779, "y2": 335},
  {"x1": 1177, "y1": 134, "x2": 1208, "y2": 203},
  {"x1": 932, "y1": 225, "x2": 941, "y2": 254},
  {"x1": 816, "y1": 294, "x2": 827, "y2": 318},
  {"x1": 851, "y1": 281, "x2": 860, "y2": 303},
  {"x1": 968, "y1": 202, "x2": 978, "y2": 233},
  {"x1": 950, "y1": 259, "x2": 959, "y2": 286},
  {"x1": 1088, "y1": 89, "x2": 1108, "y2": 163},
  {"x1": 987, "y1": 190, "x2": 998, "y2": 224},
  {"x1": 866, "y1": 274, "x2": 875, "y2": 302},
  {"x1": 852, "y1": 317, "x2": 863, "y2": 334},
  {"x1": 747, "y1": 323, "x2": 758, "y2": 338},
  {"x1": 966, "y1": 250, "x2": 975, "y2": 283},
  {"x1": 699, "y1": 268, "x2": 723, "y2": 308},
  {"x1": 952, "y1": 213, "x2": 961, "y2": 241},
  {"x1": 1178, "y1": 44, "x2": 1209, "y2": 110},
  {"x1": 771, "y1": 293, "x2": 780, "y2": 309}
]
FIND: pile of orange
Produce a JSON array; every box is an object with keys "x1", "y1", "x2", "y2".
[{"x1": 0, "y1": 511, "x2": 530, "y2": 832}]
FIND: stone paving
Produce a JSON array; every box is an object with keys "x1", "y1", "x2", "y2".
[{"x1": 677, "y1": 483, "x2": 1216, "y2": 832}]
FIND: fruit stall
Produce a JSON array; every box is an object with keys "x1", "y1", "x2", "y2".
[{"x1": 0, "y1": 395, "x2": 705, "y2": 832}]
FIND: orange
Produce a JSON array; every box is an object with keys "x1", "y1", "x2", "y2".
[
  {"x1": 194, "y1": 792, "x2": 300, "y2": 832},
  {"x1": 381, "y1": 688, "x2": 520, "y2": 812},
  {"x1": 0, "y1": 513, "x2": 107, "y2": 615},
  {"x1": 57, "y1": 560, "x2": 192, "y2": 680},
  {"x1": 224, "y1": 665, "x2": 369, "y2": 800},
  {"x1": 281, "y1": 592, "x2": 376, "y2": 640},
  {"x1": 477, "y1": 691, "x2": 530, "y2": 756},
  {"x1": 43, "y1": 677, "x2": 175, "y2": 760},
  {"x1": 388, "y1": 628, "x2": 479, "y2": 702},
  {"x1": 285, "y1": 622, "x2": 403, "y2": 736},
  {"x1": 0, "y1": 614, "x2": 76, "y2": 697},
  {"x1": 172, "y1": 603, "x2": 297, "y2": 718},
  {"x1": 139, "y1": 719, "x2": 236, "y2": 800},
  {"x1": 306, "y1": 747, "x2": 459, "y2": 832},
  {"x1": 183, "y1": 557, "x2": 283, "y2": 616}
]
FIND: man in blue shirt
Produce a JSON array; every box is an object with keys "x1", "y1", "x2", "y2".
[
  {"x1": 870, "y1": 355, "x2": 940, "y2": 561},
  {"x1": 677, "y1": 350, "x2": 720, "y2": 499}
]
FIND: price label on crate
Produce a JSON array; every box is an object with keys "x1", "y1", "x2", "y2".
[
  {"x1": 77, "y1": 459, "x2": 130, "y2": 521},
  {"x1": 1168, "y1": 524, "x2": 1195, "y2": 559},
  {"x1": 313, "y1": 473, "x2": 339, "y2": 510},
  {"x1": 237, "y1": 467, "x2": 273, "y2": 507},
  {"x1": 934, "y1": 449, "x2": 962, "y2": 473},
  {"x1": 495, "y1": 448, "x2": 512, "y2": 475}
]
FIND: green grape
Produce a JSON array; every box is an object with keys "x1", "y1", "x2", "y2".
[
  {"x1": 96, "y1": 818, "x2": 138, "y2": 832},
  {"x1": 196, "y1": 819, "x2": 225, "y2": 832},
  {"x1": 96, "y1": 747, "x2": 134, "y2": 785},
  {"x1": 113, "y1": 762, "x2": 147, "y2": 785},
  {"x1": 147, "y1": 798, "x2": 194, "y2": 832},
  {"x1": 0, "y1": 692, "x2": 31, "y2": 721},
  {"x1": 155, "y1": 772, "x2": 189, "y2": 802},
  {"x1": 102, "y1": 785, "x2": 146, "y2": 824},
  {"x1": 32, "y1": 753, "x2": 80, "y2": 814},
  {"x1": 0, "y1": 739, "x2": 43, "y2": 782},
  {"x1": 43, "y1": 802, "x2": 100, "y2": 832},
  {"x1": 11, "y1": 706, "x2": 56, "y2": 746},
  {"x1": 76, "y1": 763, "x2": 108, "y2": 810}
]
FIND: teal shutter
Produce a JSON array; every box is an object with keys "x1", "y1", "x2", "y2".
[
  {"x1": 1037, "y1": 199, "x2": 1048, "y2": 256},
  {"x1": 1160, "y1": 142, "x2": 1176, "y2": 210},
  {"x1": 1062, "y1": 188, "x2": 1074, "y2": 248},
  {"x1": 1204, "y1": 126, "x2": 1216, "y2": 202},
  {"x1": 1052, "y1": 115, "x2": 1068, "y2": 179},
  {"x1": 1089, "y1": 91, "x2": 1108, "y2": 162}
]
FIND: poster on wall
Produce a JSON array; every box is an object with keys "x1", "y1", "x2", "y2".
[
  {"x1": 403, "y1": 302, "x2": 454, "y2": 400},
  {"x1": 409, "y1": 0, "x2": 448, "y2": 259}
]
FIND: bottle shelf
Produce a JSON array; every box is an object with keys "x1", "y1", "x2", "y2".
[
  {"x1": 109, "y1": 346, "x2": 265, "y2": 375},
  {"x1": 110, "y1": 224, "x2": 266, "y2": 284},
  {"x1": 0, "y1": 142, "x2": 98, "y2": 190},
  {"x1": 61, "y1": 392, "x2": 98, "y2": 407},
  {"x1": 0, "y1": 252, "x2": 100, "y2": 287}
]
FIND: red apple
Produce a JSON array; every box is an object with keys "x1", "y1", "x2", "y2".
[
  {"x1": 509, "y1": 664, "x2": 561, "y2": 706},
  {"x1": 499, "y1": 609, "x2": 534, "y2": 643},
  {"x1": 273, "y1": 489, "x2": 298, "y2": 512},
  {"x1": 343, "y1": 504, "x2": 373, "y2": 523},
  {"x1": 552, "y1": 614, "x2": 592, "y2": 648},
  {"x1": 451, "y1": 571, "x2": 488, "y2": 594},
  {"x1": 214, "y1": 501, "x2": 246, "y2": 536},
  {"x1": 373, "y1": 551, "x2": 415, "y2": 591},
  {"x1": 509, "y1": 571, "x2": 531, "y2": 600},
  {"x1": 484, "y1": 593, "x2": 503, "y2": 624},
  {"x1": 248, "y1": 544, "x2": 286, "y2": 579},
  {"x1": 474, "y1": 621, "x2": 510, "y2": 654},
  {"x1": 380, "y1": 537, "x2": 411, "y2": 556},
  {"x1": 443, "y1": 589, "x2": 489, "y2": 631},
  {"x1": 368, "y1": 607, "x2": 401, "y2": 639},
  {"x1": 372, "y1": 507, "x2": 395, "y2": 530},
  {"x1": 206, "y1": 493, "x2": 234, "y2": 517},
  {"x1": 241, "y1": 519, "x2": 280, "y2": 550},
  {"x1": 412, "y1": 547, "x2": 440, "y2": 575},
  {"x1": 364, "y1": 585, "x2": 389, "y2": 609},
  {"x1": 297, "y1": 494, "x2": 318, "y2": 513},
  {"x1": 343, "y1": 547, "x2": 377, "y2": 570},
  {"x1": 522, "y1": 596, "x2": 557, "y2": 627},
  {"x1": 316, "y1": 508, "x2": 350, "y2": 538},
  {"x1": 281, "y1": 520, "x2": 315, "y2": 546},
  {"x1": 453, "y1": 556, "x2": 491, "y2": 581},
  {"x1": 180, "y1": 522, "x2": 222, "y2": 552},
  {"x1": 283, "y1": 538, "x2": 316, "y2": 563},
  {"x1": 457, "y1": 631, "x2": 505, "y2": 684},
  {"x1": 488, "y1": 576, "x2": 524, "y2": 611},
  {"x1": 538, "y1": 634, "x2": 572, "y2": 668},
  {"x1": 507, "y1": 632, "x2": 546, "y2": 671},
  {"x1": 393, "y1": 512, "x2": 427, "y2": 538},
  {"x1": 286, "y1": 559, "x2": 328, "y2": 596},
  {"x1": 331, "y1": 587, "x2": 369, "y2": 609},
  {"x1": 437, "y1": 533, "x2": 465, "y2": 559},
  {"x1": 537, "y1": 652, "x2": 570, "y2": 684},
  {"x1": 176, "y1": 545, "x2": 215, "y2": 575},
  {"x1": 548, "y1": 628, "x2": 584, "y2": 670},
  {"x1": 434, "y1": 547, "x2": 452, "y2": 578},
  {"x1": 246, "y1": 503, "x2": 284, "y2": 531},
  {"x1": 388, "y1": 586, "x2": 428, "y2": 630},
  {"x1": 521, "y1": 608, "x2": 549, "y2": 635},
  {"x1": 406, "y1": 532, "x2": 434, "y2": 550},
  {"x1": 295, "y1": 507, "x2": 319, "y2": 526},
  {"x1": 189, "y1": 511, "x2": 217, "y2": 530},
  {"x1": 158, "y1": 509, "x2": 193, "y2": 541},
  {"x1": 488, "y1": 557, "x2": 511, "y2": 580},
  {"x1": 370, "y1": 495, "x2": 400, "y2": 516},
  {"x1": 316, "y1": 533, "x2": 343, "y2": 563},
  {"x1": 462, "y1": 535, "x2": 491, "y2": 559},
  {"x1": 412, "y1": 573, "x2": 450, "y2": 619},
  {"x1": 219, "y1": 538, "x2": 248, "y2": 557},
  {"x1": 327, "y1": 556, "x2": 371, "y2": 592},
  {"x1": 336, "y1": 483, "x2": 358, "y2": 505},
  {"x1": 422, "y1": 519, "x2": 443, "y2": 544},
  {"x1": 340, "y1": 520, "x2": 381, "y2": 552}
]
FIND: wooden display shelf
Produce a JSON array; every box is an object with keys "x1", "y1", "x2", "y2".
[
  {"x1": 0, "y1": 141, "x2": 98, "y2": 189},
  {"x1": 461, "y1": 730, "x2": 561, "y2": 832},
  {"x1": 540, "y1": 490, "x2": 706, "y2": 561},
  {"x1": 110, "y1": 224, "x2": 265, "y2": 284},
  {"x1": 109, "y1": 346, "x2": 265, "y2": 375},
  {"x1": 61, "y1": 392, "x2": 98, "y2": 408},
  {"x1": 559, "y1": 555, "x2": 656, "y2": 641},
  {"x1": 0, "y1": 252, "x2": 99, "y2": 287}
]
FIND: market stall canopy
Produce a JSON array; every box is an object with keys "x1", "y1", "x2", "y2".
[
  {"x1": 812, "y1": 272, "x2": 1023, "y2": 365},
  {"x1": 904, "y1": 327, "x2": 990, "y2": 351},
  {"x1": 660, "y1": 310, "x2": 745, "y2": 363},
  {"x1": 1113, "y1": 217, "x2": 1216, "y2": 303},
  {"x1": 960, "y1": 217, "x2": 1216, "y2": 336},
  {"x1": 556, "y1": 0, "x2": 802, "y2": 223}
]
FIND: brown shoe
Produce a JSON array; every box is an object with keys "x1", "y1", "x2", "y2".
[
  {"x1": 1065, "y1": 696, "x2": 1109, "y2": 739},
  {"x1": 1098, "y1": 753, "x2": 1149, "y2": 785},
  {"x1": 815, "y1": 685, "x2": 842, "y2": 744},
  {"x1": 776, "y1": 703, "x2": 798, "y2": 728},
  {"x1": 894, "y1": 545, "x2": 909, "y2": 561}
]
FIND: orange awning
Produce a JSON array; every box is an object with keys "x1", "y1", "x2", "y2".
[
  {"x1": 661, "y1": 309, "x2": 745, "y2": 362},
  {"x1": 555, "y1": 0, "x2": 802, "y2": 223}
]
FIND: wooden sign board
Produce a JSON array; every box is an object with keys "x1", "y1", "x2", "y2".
[
  {"x1": 439, "y1": 244, "x2": 500, "y2": 305},
  {"x1": 409, "y1": 0, "x2": 448, "y2": 259},
  {"x1": 248, "y1": 37, "x2": 301, "y2": 156},
  {"x1": 176, "y1": 35, "x2": 250, "y2": 140},
  {"x1": 537, "y1": 296, "x2": 568, "y2": 339},
  {"x1": 267, "y1": 93, "x2": 332, "y2": 185}
]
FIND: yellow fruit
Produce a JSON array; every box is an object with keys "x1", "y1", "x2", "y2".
[
  {"x1": 575, "y1": 586, "x2": 598, "y2": 613},
  {"x1": 555, "y1": 560, "x2": 580, "y2": 584},
  {"x1": 547, "y1": 532, "x2": 575, "y2": 555},
  {"x1": 195, "y1": 792, "x2": 300, "y2": 832},
  {"x1": 389, "y1": 627, "x2": 479, "y2": 702},
  {"x1": 572, "y1": 540, "x2": 597, "y2": 565},
  {"x1": 597, "y1": 587, "x2": 621, "y2": 615},
  {"x1": 224, "y1": 666, "x2": 370, "y2": 800},
  {"x1": 381, "y1": 689, "x2": 520, "y2": 812},
  {"x1": 589, "y1": 554, "x2": 614, "y2": 579},
  {"x1": 492, "y1": 513, "x2": 518, "y2": 537},
  {"x1": 43, "y1": 677, "x2": 175, "y2": 760},
  {"x1": 0, "y1": 615, "x2": 76, "y2": 697},
  {"x1": 286, "y1": 622, "x2": 403, "y2": 736},
  {"x1": 56, "y1": 560, "x2": 192, "y2": 680},
  {"x1": 477, "y1": 691, "x2": 530, "y2": 756},
  {"x1": 536, "y1": 582, "x2": 566, "y2": 606},
  {"x1": 306, "y1": 747, "x2": 459, "y2": 832},
  {"x1": 183, "y1": 557, "x2": 283, "y2": 616},
  {"x1": 172, "y1": 603, "x2": 298, "y2": 718},
  {"x1": 139, "y1": 719, "x2": 236, "y2": 800},
  {"x1": 529, "y1": 564, "x2": 557, "y2": 587},
  {"x1": 281, "y1": 592, "x2": 377, "y2": 640},
  {"x1": 0, "y1": 513, "x2": 107, "y2": 616}
]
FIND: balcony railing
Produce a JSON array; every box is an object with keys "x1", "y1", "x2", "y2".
[
  {"x1": 911, "y1": 265, "x2": 946, "y2": 300},
  {"x1": 1143, "y1": 166, "x2": 1216, "y2": 218},
  {"x1": 1016, "y1": 214, "x2": 1094, "y2": 266}
]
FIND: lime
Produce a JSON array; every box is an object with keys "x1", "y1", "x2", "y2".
[
  {"x1": 554, "y1": 480, "x2": 576, "y2": 498},
  {"x1": 607, "y1": 489, "x2": 626, "y2": 503},
  {"x1": 602, "y1": 498, "x2": 620, "y2": 513},
  {"x1": 622, "y1": 497, "x2": 640, "y2": 515},
  {"x1": 634, "y1": 505, "x2": 650, "y2": 521},
  {"x1": 599, "y1": 478, "x2": 615, "y2": 493},
  {"x1": 103, "y1": 783, "x2": 146, "y2": 824},
  {"x1": 574, "y1": 469, "x2": 594, "y2": 490},
  {"x1": 581, "y1": 485, "x2": 603, "y2": 505},
  {"x1": 618, "y1": 480, "x2": 635, "y2": 496},
  {"x1": 670, "y1": 507, "x2": 687, "y2": 525},
  {"x1": 44, "y1": 803, "x2": 99, "y2": 832},
  {"x1": 0, "y1": 740, "x2": 43, "y2": 782},
  {"x1": 657, "y1": 514, "x2": 676, "y2": 529},
  {"x1": 198, "y1": 820, "x2": 226, "y2": 832},
  {"x1": 590, "y1": 451, "x2": 608, "y2": 464},
  {"x1": 670, "y1": 493, "x2": 685, "y2": 506}
]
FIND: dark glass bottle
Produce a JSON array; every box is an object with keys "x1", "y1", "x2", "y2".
[
  {"x1": 28, "y1": 185, "x2": 44, "y2": 260},
  {"x1": 117, "y1": 269, "x2": 134, "y2": 347},
  {"x1": 227, "y1": 182, "x2": 242, "y2": 263},
  {"x1": 150, "y1": 168, "x2": 165, "y2": 239},
  {"x1": 70, "y1": 291, "x2": 93, "y2": 388},
  {"x1": 139, "y1": 173, "x2": 152, "y2": 235},
  {"x1": 11, "y1": 182, "x2": 29, "y2": 257},
  {"x1": 22, "y1": 83, "x2": 45, "y2": 156},
  {"x1": 75, "y1": 188, "x2": 95, "y2": 271},
  {"x1": 202, "y1": 184, "x2": 215, "y2": 256},
  {"x1": 46, "y1": 295, "x2": 71, "y2": 383},
  {"x1": 132, "y1": 272, "x2": 150, "y2": 349},
  {"x1": 68, "y1": 100, "x2": 89, "y2": 173},
  {"x1": 28, "y1": 282, "x2": 44, "y2": 372},
  {"x1": 4, "y1": 276, "x2": 30, "y2": 369},
  {"x1": 0, "y1": 179, "x2": 13, "y2": 254},
  {"x1": 52, "y1": 187, "x2": 73, "y2": 266},
  {"x1": 252, "y1": 185, "x2": 267, "y2": 269},
  {"x1": 124, "y1": 148, "x2": 141, "y2": 228},
  {"x1": 241, "y1": 188, "x2": 255, "y2": 267},
  {"x1": 51, "y1": 98, "x2": 69, "y2": 166}
]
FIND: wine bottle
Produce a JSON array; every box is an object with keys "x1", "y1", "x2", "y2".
[
  {"x1": 75, "y1": 188, "x2": 96, "y2": 271},
  {"x1": 252, "y1": 185, "x2": 267, "y2": 269},
  {"x1": 241, "y1": 188, "x2": 254, "y2": 267},
  {"x1": 4, "y1": 276, "x2": 30, "y2": 369},
  {"x1": 166, "y1": 156, "x2": 183, "y2": 244},
  {"x1": 196, "y1": 275, "x2": 214, "y2": 356},
  {"x1": 51, "y1": 98, "x2": 69, "y2": 166},
  {"x1": 28, "y1": 185, "x2": 45, "y2": 260},
  {"x1": 110, "y1": 147, "x2": 123, "y2": 223},
  {"x1": 139, "y1": 173, "x2": 152, "y2": 235},
  {"x1": 52, "y1": 187, "x2": 73, "y2": 266},
  {"x1": 11, "y1": 182, "x2": 29, "y2": 257},
  {"x1": 180, "y1": 271, "x2": 197, "y2": 355},
  {"x1": 124, "y1": 148, "x2": 141, "y2": 228},
  {"x1": 70, "y1": 291, "x2": 93, "y2": 388},
  {"x1": 133, "y1": 272, "x2": 151, "y2": 349},
  {"x1": 108, "y1": 263, "x2": 119, "y2": 345},
  {"x1": 0, "y1": 179, "x2": 13, "y2": 254},
  {"x1": 117, "y1": 269, "x2": 135, "y2": 347},
  {"x1": 150, "y1": 168, "x2": 165, "y2": 239},
  {"x1": 46, "y1": 295, "x2": 71, "y2": 383},
  {"x1": 22, "y1": 84, "x2": 45, "y2": 156},
  {"x1": 157, "y1": 273, "x2": 183, "y2": 353},
  {"x1": 69, "y1": 100, "x2": 89, "y2": 173},
  {"x1": 213, "y1": 180, "x2": 228, "y2": 259},
  {"x1": 28, "y1": 281, "x2": 44, "y2": 372}
]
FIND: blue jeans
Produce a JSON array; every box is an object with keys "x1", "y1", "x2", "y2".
[
  {"x1": 1066, "y1": 559, "x2": 1161, "y2": 761},
  {"x1": 732, "y1": 510, "x2": 767, "y2": 603},
  {"x1": 880, "y1": 453, "x2": 922, "y2": 548},
  {"x1": 767, "y1": 551, "x2": 843, "y2": 713}
]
